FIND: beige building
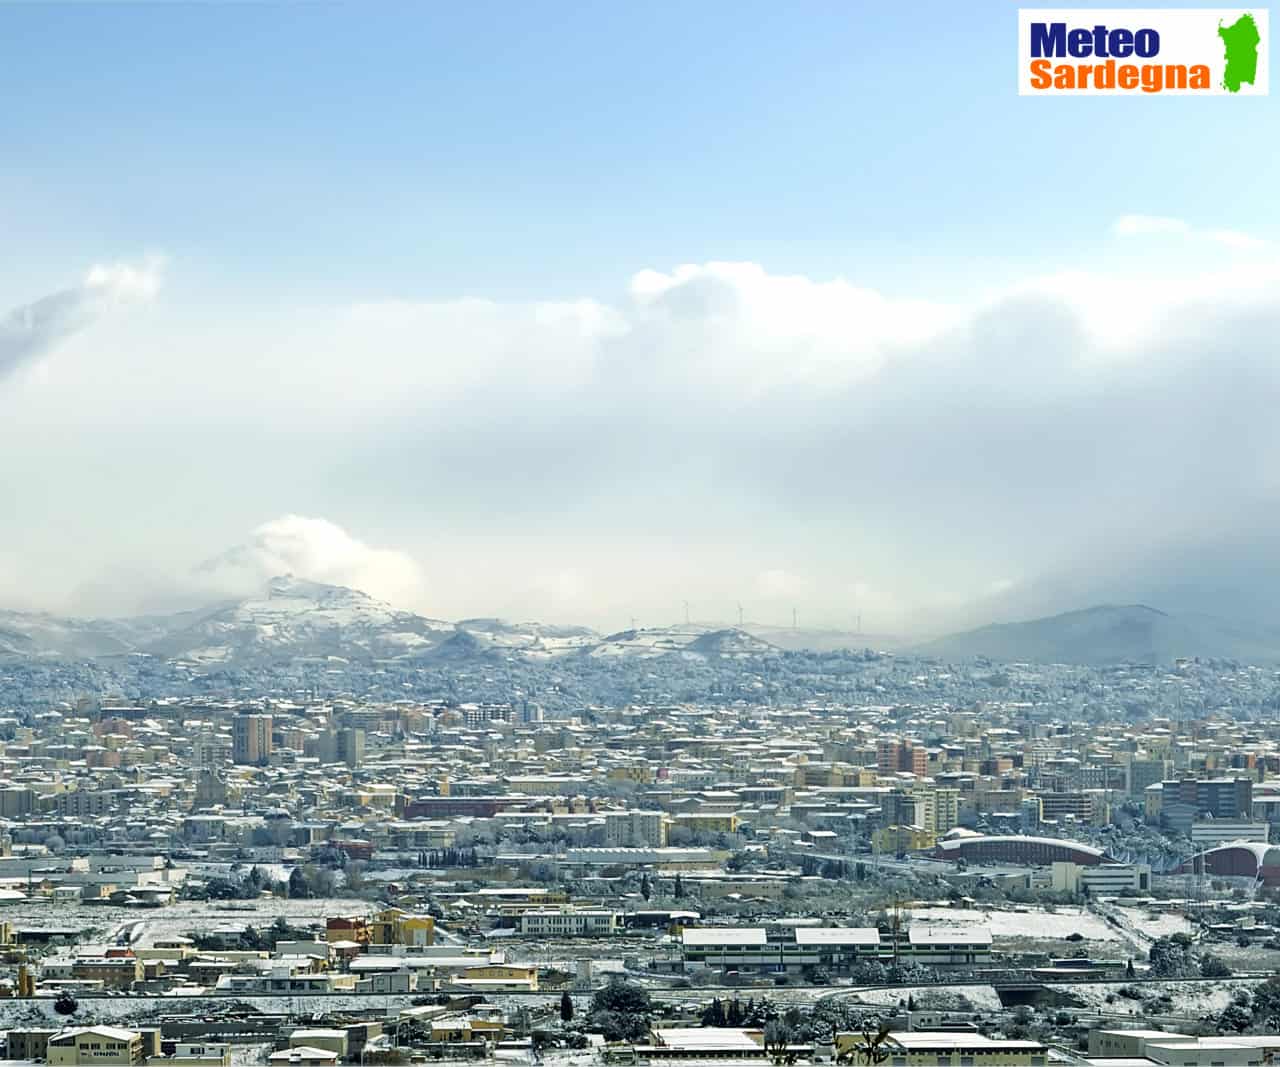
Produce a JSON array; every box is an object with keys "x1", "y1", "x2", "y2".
[
  {"x1": 287, "y1": 1031, "x2": 348, "y2": 1059},
  {"x1": 835, "y1": 1033, "x2": 1046, "y2": 1067},
  {"x1": 232, "y1": 713, "x2": 272, "y2": 765},
  {"x1": 46, "y1": 1027, "x2": 147, "y2": 1066}
]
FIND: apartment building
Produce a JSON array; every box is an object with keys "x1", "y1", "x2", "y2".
[
  {"x1": 680, "y1": 924, "x2": 990, "y2": 973},
  {"x1": 517, "y1": 908, "x2": 622, "y2": 937},
  {"x1": 232, "y1": 713, "x2": 273, "y2": 766},
  {"x1": 604, "y1": 810, "x2": 668, "y2": 848}
]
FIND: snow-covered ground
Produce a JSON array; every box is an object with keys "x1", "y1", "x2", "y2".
[
  {"x1": 907, "y1": 906, "x2": 1119, "y2": 942},
  {"x1": 1122, "y1": 910, "x2": 1194, "y2": 939},
  {"x1": 1060, "y1": 978, "x2": 1264, "y2": 1018},
  {"x1": 0, "y1": 896, "x2": 375, "y2": 948},
  {"x1": 851, "y1": 984, "x2": 1004, "y2": 1011}
]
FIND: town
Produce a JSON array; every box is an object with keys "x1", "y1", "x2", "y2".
[{"x1": 0, "y1": 680, "x2": 1278, "y2": 1067}]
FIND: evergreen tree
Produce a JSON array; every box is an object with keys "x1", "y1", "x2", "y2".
[{"x1": 560, "y1": 991, "x2": 575, "y2": 1023}]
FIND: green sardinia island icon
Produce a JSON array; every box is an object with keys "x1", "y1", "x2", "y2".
[{"x1": 1218, "y1": 13, "x2": 1261, "y2": 92}]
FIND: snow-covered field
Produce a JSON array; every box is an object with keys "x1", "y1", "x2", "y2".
[
  {"x1": 907, "y1": 906, "x2": 1119, "y2": 942},
  {"x1": 0, "y1": 896, "x2": 375, "y2": 947},
  {"x1": 1122, "y1": 910, "x2": 1194, "y2": 939},
  {"x1": 852, "y1": 984, "x2": 1004, "y2": 1011},
  {"x1": 1060, "y1": 978, "x2": 1264, "y2": 1018}
]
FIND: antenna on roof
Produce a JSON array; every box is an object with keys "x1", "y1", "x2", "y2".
[
  {"x1": 737, "y1": 602, "x2": 744, "y2": 627},
  {"x1": 793, "y1": 607, "x2": 798, "y2": 631},
  {"x1": 683, "y1": 600, "x2": 690, "y2": 626}
]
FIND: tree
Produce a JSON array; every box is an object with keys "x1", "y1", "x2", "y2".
[
  {"x1": 839, "y1": 1021, "x2": 891, "y2": 1066},
  {"x1": 53, "y1": 991, "x2": 78, "y2": 1016},
  {"x1": 673, "y1": 873, "x2": 685, "y2": 899},
  {"x1": 588, "y1": 978, "x2": 653, "y2": 1042},
  {"x1": 1200, "y1": 953, "x2": 1232, "y2": 978},
  {"x1": 560, "y1": 992, "x2": 575, "y2": 1024},
  {"x1": 591, "y1": 978, "x2": 652, "y2": 1017},
  {"x1": 640, "y1": 873, "x2": 652, "y2": 902},
  {"x1": 1218, "y1": 1003, "x2": 1252, "y2": 1032},
  {"x1": 288, "y1": 866, "x2": 310, "y2": 899},
  {"x1": 1148, "y1": 934, "x2": 1196, "y2": 978},
  {"x1": 728, "y1": 998, "x2": 744, "y2": 1027},
  {"x1": 764, "y1": 1021, "x2": 792, "y2": 1065},
  {"x1": 702, "y1": 999, "x2": 727, "y2": 1027},
  {"x1": 1252, "y1": 978, "x2": 1280, "y2": 1030}
]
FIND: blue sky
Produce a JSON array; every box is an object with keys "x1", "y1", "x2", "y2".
[
  {"x1": 1, "y1": 1, "x2": 1278, "y2": 631},
  {"x1": 3, "y1": 0, "x2": 1273, "y2": 304}
]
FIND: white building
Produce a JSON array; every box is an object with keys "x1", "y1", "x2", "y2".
[
  {"x1": 518, "y1": 908, "x2": 622, "y2": 937},
  {"x1": 1189, "y1": 821, "x2": 1270, "y2": 848},
  {"x1": 604, "y1": 811, "x2": 669, "y2": 848},
  {"x1": 1051, "y1": 861, "x2": 1152, "y2": 895}
]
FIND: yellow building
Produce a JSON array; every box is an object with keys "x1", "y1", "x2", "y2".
[
  {"x1": 47, "y1": 1026, "x2": 146, "y2": 1066},
  {"x1": 369, "y1": 907, "x2": 435, "y2": 946},
  {"x1": 672, "y1": 812, "x2": 738, "y2": 834},
  {"x1": 834, "y1": 1033, "x2": 1046, "y2": 1067},
  {"x1": 873, "y1": 824, "x2": 936, "y2": 854},
  {"x1": 428, "y1": 1019, "x2": 503, "y2": 1044},
  {"x1": 607, "y1": 766, "x2": 655, "y2": 785},
  {"x1": 451, "y1": 965, "x2": 539, "y2": 992}
]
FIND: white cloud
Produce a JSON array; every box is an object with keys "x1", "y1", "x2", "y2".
[
  {"x1": 85, "y1": 257, "x2": 165, "y2": 302},
  {"x1": 196, "y1": 516, "x2": 426, "y2": 607},
  {"x1": 6, "y1": 231, "x2": 1280, "y2": 631},
  {"x1": 0, "y1": 257, "x2": 162, "y2": 380},
  {"x1": 1114, "y1": 214, "x2": 1267, "y2": 250}
]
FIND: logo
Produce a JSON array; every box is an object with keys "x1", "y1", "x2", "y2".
[{"x1": 1019, "y1": 9, "x2": 1268, "y2": 94}]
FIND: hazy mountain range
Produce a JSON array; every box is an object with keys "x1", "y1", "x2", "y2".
[
  {"x1": 2, "y1": 577, "x2": 1279, "y2": 667},
  {"x1": 0, "y1": 575, "x2": 778, "y2": 666},
  {"x1": 915, "y1": 604, "x2": 1280, "y2": 666}
]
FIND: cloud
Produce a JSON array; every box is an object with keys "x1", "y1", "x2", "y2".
[
  {"x1": 1114, "y1": 214, "x2": 1267, "y2": 250},
  {"x1": 195, "y1": 516, "x2": 426, "y2": 607},
  {"x1": 6, "y1": 232, "x2": 1280, "y2": 632},
  {"x1": 0, "y1": 258, "x2": 163, "y2": 380}
]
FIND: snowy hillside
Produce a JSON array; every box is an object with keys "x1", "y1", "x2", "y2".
[
  {"x1": 0, "y1": 582, "x2": 778, "y2": 667},
  {"x1": 145, "y1": 575, "x2": 456, "y2": 663}
]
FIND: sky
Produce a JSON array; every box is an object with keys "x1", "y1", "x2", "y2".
[{"x1": 1, "y1": 0, "x2": 1278, "y2": 634}]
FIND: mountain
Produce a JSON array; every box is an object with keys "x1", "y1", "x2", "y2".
[
  {"x1": 143, "y1": 575, "x2": 458, "y2": 664},
  {"x1": 0, "y1": 609, "x2": 143, "y2": 659},
  {"x1": 0, "y1": 578, "x2": 777, "y2": 666},
  {"x1": 588, "y1": 625, "x2": 778, "y2": 660},
  {"x1": 916, "y1": 604, "x2": 1280, "y2": 666}
]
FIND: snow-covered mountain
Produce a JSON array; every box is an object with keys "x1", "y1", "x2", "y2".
[
  {"x1": 589, "y1": 625, "x2": 777, "y2": 660},
  {"x1": 144, "y1": 575, "x2": 457, "y2": 664},
  {"x1": 0, "y1": 578, "x2": 780, "y2": 666}
]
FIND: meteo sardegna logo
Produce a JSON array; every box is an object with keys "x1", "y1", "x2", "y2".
[{"x1": 1019, "y1": 9, "x2": 1269, "y2": 94}]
